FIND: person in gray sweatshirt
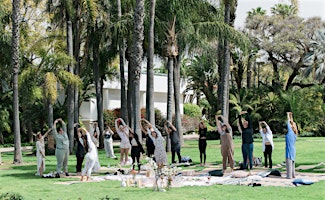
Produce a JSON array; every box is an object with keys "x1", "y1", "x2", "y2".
[{"x1": 53, "y1": 118, "x2": 70, "y2": 178}]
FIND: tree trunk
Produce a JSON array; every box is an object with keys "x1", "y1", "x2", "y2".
[
  {"x1": 27, "y1": 120, "x2": 33, "y2": 143},
  {"x1": 146, "y1": 0, "x2": 156, "y2": 125},
  {"x1": 285, "y1": 68, "x2": 299, "y2": 90},
  {"x1": 47, "y1": 100, "x2": 55, "y2": 149},
  {"x1": 221, "y1": 1, "x2": 231, "y2": 120},
  {"x1": 174, "y1": 55, "x2": 184, "y2": 146},
  {"x1": 117, "y1": 0, "x2": 128, "y2": 122},
  {"x1": 93, "y1": 32, "x2": 104, "y2": 149},
  {"x1": 12, "y1": 0, "x2": 22, "y2": 164},
  {"x1": 73, "y1": 0, "x2": 81, "y2": 124},
  {"x1": 127, "y1": 49, "x2": 134, "y2": 128},
  {"x1": 166, "y1": 57, "x2": 173, "y2": 152},
  {"x1": 67, "y1": 20, "x2": 75, "y2": 154},
  {"x1": 130, "y1": 0, "x2": 145, "y2": 140}
]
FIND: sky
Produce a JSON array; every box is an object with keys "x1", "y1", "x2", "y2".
[{"x1": 235, "y1": 0, "x2": 325, "y2": 28}]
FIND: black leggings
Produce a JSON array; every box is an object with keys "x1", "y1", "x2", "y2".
[
  {"x1": 172, "y1": 151, "x2": 182, "y2": 163},
  {"x1": 131, "y1": 146, "x2": 141, "y2": 170},
  {"x1": 199, "y1": 139, "x2": 207, "y2": 164},
  {"x1": 264, "y1": 145, "x2": 272, "y2": 168},
  {"x1": 76, "y1": 156, "x2": 84, "y2": 173}
]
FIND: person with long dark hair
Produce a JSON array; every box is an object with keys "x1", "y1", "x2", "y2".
[
  {"x1": 198, "y1": 121, "x2": 207, "y2": 166},
  {"x1": 259, "y1": 121, "x2": 274, "y2": 169},
  {"x1": 79, "y1": 127, "x2": 100, "y2": 181},
  {"x1": 35, "y1": 129, "x2": 51, "y2": 176},
  {"x1": 75, "y1": 123, "x2": 85, "y2": 176},
  {"x1": 129, "y1": 129, "x2": 145, "y2": 173}
]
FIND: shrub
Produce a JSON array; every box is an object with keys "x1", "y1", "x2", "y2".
[
  {"x1": 183, "y1": 103, "x2": 201, "y2": 118},
  {"x1": 0, "y1": 192, "x2": 24, "y2": 200}
]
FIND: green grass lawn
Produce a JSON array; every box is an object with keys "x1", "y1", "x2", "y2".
[{"x1": 0, "y1": 137, "x2": 324, "y2": 200}]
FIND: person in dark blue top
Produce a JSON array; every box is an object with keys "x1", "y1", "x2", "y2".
[{"x1": 238, "y1": 110, "x2": 254, "y2": 170}]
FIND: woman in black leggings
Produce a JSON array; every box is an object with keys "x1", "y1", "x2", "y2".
[
  {"x1": 198, "y1": 121, "x2": 207, "y2": 166},
  {"x1": 129, "y1": 130, "x2": 145, "y2": 173}
]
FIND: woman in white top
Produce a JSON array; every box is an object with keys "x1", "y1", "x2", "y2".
[
  {"x1": 104, "y1": 126, "x2": 116, "y2": 158},
  {"x1": 79, "y1": 127, "x2": 100, "y2": 181},
  {"x1": 35, "y1": 129, "x2": 51, "y2": 176},
  {"x1": 259, "y1": 121, "x2": 274, "y2": 168},
  {"x1": 115, "y1": 118, "x2": 131, "y2": 166},
  {"x1": 90, "y1": 122, "x2": 100, "y2": 148}
]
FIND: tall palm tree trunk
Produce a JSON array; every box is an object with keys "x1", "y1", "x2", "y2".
[
  {"x1": 12, "y1": 0, "x2": 22, "y2": 164},
  {"x1": 117, "y1": 0, "x2": 128, "y2": 122},
  {"x1": 67, "y1": 20, "x2": 75, "y2": 154},
  {"x1": 221, "y1": 1, "x2": 232, "y2": 120},
  {"x1": 130, "y1": 0, "x2": 145, "y2": 140},
  {"x1": 166, "y1": 57, "x2": 173, "y2": 152},
  {"x1": 146, "y1": 0, "x2": 156, "y2": 125},
  {"x1": 93, "y1": 31, "x2": 104, "y2": 149},
  {"x1": 174, "y1": 55, "x2": 183, "y2": 146}
]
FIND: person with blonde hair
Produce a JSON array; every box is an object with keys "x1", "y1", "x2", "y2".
[
  {"x1": 286, "y1": 112, "x2": 298, "y2": 179},
  {"x1": 35, "y1": 129, "x2": 51, "y2": 176}
]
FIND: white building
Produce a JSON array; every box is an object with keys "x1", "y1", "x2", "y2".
[{"x1": 79, "y1": 73, "x2": 188, "y2": 124}]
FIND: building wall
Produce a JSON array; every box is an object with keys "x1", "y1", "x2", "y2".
[{"x1": 79, "y1": 73, "x2": 186, "y2": 123}]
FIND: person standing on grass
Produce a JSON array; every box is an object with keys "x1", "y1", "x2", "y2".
[
  {"x1": 198, "y1": 121, "x2": 207, "y2": 166},
  {"x1": 129, "y1": 129, "x2": 145, "y2": 173},
  {"x1": 286, "y1": 112, "x2": 298, "y2": 179},
  {"x1": 90, "y1": 122, "x2": 100, "y2": 148},
  {"x1": 79, "y1": 127, "x2": 100, "y2": 181},
  {"x1": 259, "y1": 121, "x2": 274, "y2": 169},
  {"x1": 53, "y1": 118, "x2": 70, "y2": 178},
  {"x1": 35, "y1": 129, "x2": 51, "y2": 176},
  {"x1": 165, "y1": 121, "x2": 182, "y2": 164},
  {"x1": 104, "y1": 126, "x2": 116, "y2": 158},
  {"x1": 216, "y1": 115, "x2": 234, "y2": 172},
  {"x1": 140, "y1": 119, "x2": 167, "y2": 168},
  {"x1": 238, "y1": 110, "x2": 254, "y2": 170},
  {"x1": 115, "y1": 118, "x2": 131, "y2": 166},
  {"x1": 75, "y1": 123, "x2": 85, "y2": 176}
]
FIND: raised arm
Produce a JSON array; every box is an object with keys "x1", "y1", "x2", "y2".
[
  {"x1": 167, "y1": 121, "x2": 177, "y2": 131},
  {"x1": 164, "y1": 122, "x2": 170, "y2": 134},
  {"x1": 115, "y1": 118, "x2": 120, "y2": 130},
  {"x1": 120, "y1": 118, "x2": 127, "y2": 127},
  {"x1": 108, "y1": 127, "x2": 114, "y2": 135},
  {"x1": 152, "y1": 125, "x2": 162, "y2": 138},
  {"x1": 237, "y1": 119, "x2": 242, "y2": 134},
  {"x1": 215, "y1": 115, "x2": 222, "y2": 134},
  {"x1": 139, "y1": 119, "x2": 149, "y2": 134},
  {"x1": 43, "y1": 129, "x2": 52, "y2": 138}
]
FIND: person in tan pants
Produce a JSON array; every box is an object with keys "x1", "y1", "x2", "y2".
[{"x1": 216, "y1": 115, "x2": 234, "y2": 172}]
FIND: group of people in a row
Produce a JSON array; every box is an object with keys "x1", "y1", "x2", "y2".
[
  {"x1": 35, "y1": 111, "x2": 298, "y2": 180},
  {"x1": 35, "y1": 117, "x2": 182, "y2": 181},
  {"x1": 198, "y1": 111, "x2": 298, "y2": 179}
]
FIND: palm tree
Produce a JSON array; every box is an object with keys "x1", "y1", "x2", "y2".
[
  {"x1": 12, "y1": 0, "x2": 22, "y2": 164},
  {"x1": 117, "y1": 0, "x2": 128, "y2": 122},
  {"x1": 146, "y1": 0, "x2": 156, "y2": 125},
  {"x1": 130, "y1": 0, "x2": 145, "y2": 138}
]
